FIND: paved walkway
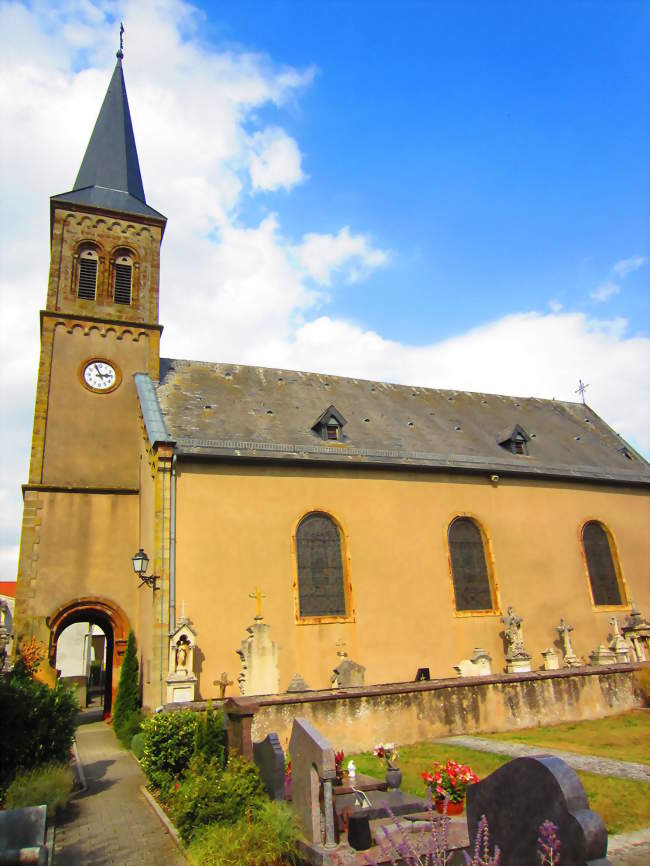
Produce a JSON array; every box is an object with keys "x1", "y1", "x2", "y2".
[
  {"x1": 54, "y1": 720, "x2": 186, "y2": 866},
  {"x1": 436, "y1": 735, "x2": 650, "y2": 782}
]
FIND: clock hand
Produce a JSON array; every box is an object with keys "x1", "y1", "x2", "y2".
[{"x1": 93, "y1": 364, "x2": 108, "y2": 379}]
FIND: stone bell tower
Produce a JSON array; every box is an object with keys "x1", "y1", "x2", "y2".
[{"x1": 13, "y1": 41, "x2": 167, "y2": 703}]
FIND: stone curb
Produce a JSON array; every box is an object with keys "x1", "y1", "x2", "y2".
[
  {"x1": 140, "y1": 785, "x2": 187, "y2": 860},
  {"x1": 607, "y1": 828, "x2": 650, "y2": 852}
]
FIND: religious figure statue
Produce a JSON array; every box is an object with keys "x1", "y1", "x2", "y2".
[
  {"x1": 501, "y1": 606, "x2": 529, "y2": 660},
  {"x1": 556, "y1": 617, "x2": 581, "y2": 667},
  {"x1": 175, "y1": 636, "x2": 190, "y2": 672}
]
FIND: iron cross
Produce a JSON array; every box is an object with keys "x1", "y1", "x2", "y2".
[
  {"x1": 575, "y1": 379, "x2": 589, "y2": 405},
  {"x1": 249, "y1": 587, "x2": 266, "y2": 620}
]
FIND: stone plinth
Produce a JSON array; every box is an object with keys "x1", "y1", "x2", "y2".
[{"x1": 237, "y1": 620, "x2": 279, "y2": 696}]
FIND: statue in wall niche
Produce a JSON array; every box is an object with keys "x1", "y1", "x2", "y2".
[
  {"x1": 556, "y1": 618, "x2": 581, "y2": 668},
  {"x1": 175, "y1": 636, "x2": 190, "y2": 673}
]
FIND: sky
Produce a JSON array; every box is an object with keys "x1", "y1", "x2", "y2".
[{"x1": 0, "y1": 0, "x2": 648, "y2": 581}]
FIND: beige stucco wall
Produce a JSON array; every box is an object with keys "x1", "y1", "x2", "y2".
[{"x1": 173, "y1": 461, "x2": 649, "y2": 699}]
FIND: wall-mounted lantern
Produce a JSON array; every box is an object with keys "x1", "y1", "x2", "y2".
[{"x1": 132, "y1": 548, "x2": 159, "y2": 590}]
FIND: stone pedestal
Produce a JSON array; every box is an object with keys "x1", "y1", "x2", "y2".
[
  {"x1": 589, "y1": 644, "x2": 616, "y2": 666},
  {"x1": 506, "y1": 656, "x2": 532, "y2": 674},
  {"x1": 455, "y1": 647, "x2": 492, "y2": 677},
  {"x1": 331, "y1": 658, "x2": 365, "y2": 688},
  {"x1": 237, "y1": 619, "x2": 280, "y2": 696},
  {"x1": 225, "y1": 697, "x2": 259, "y2": 760},
  {"x1": 541, "y1": 648, "x2": 559, "y2": 671}
]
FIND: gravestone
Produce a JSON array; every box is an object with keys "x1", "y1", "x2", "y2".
[
  {"x1": 608, "y1": 617, "x2": 632, "y2": 664},
  {"x1": 0, "y1": 805, "x2": 48, "y2": 865},
  {"x1": 454, "y1": 647, "x2": 492, "y2": 677},
  {"x1": 622, "y1": 602, "x2": 650, "y2": 661},
  {"x1": 331, "y1": 658, "x2": 365, "y2": 688},
  {"x1": 589, "y1": 643, "x2": 616, "y2": 666},
  {"x1": 501, "y1": 606, "x2": 532, "y2": 673},
  {"x1": 253, "y1": 732, "x2": 286, "y2": 801},
  {"x1": 237, "y1": 620, "x2": 280, "y2": 696},
  {"x1": 541, "y1": 647, "x2": 560, "y2": 670},
  {"x1": 288, "y1": 717, "x2": 337, "y2": 848},
  {"x1": 287, "y1": 672, "x2": 311, "y2": 692},
  {"x1": 466, "y1": 755, "x2": 610, "y2": 866}
]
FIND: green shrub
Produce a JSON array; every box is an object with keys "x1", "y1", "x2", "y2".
[
  {"x1": 5, "y1": 763, "x2": 75, "y2": 815},
  {"x1": 112, "y1": 631, "x2": 140, "y2": 745},
  {"x1": 187, "y1": 800, "x2": 300, "y2": 866},
  {"x1": 194, "y1": 703, "x2": 227, "y2": 768},
  {"x1": 0, "y1": 668, "x2": 78, "y2": 795},
  {"x1": 116, "y1": 709, "x2": 144, "y2": 749},
  {"x1": 131, "y1": 732, "x2": 146, "y2": 760},
  {"x1": 89, "y1": 660, "x2": 102, "y2": 686},
  {"x1": 141, "y1": 710, "x2": 199, "y2": 790},
  {"x1": 168, "y1": 754, "x2": 266, "y2": 844}
]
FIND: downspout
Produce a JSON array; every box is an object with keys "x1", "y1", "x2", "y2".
[{"x1": 169, "y1": 453, "x2": 177, "y2": 634}]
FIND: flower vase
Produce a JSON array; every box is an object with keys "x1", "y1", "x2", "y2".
[
  {"x1": 434, "y1": 797, "x2": 464, "y2": 816},
  {"x1": 385, "y1": 767, "x2": 402, "y2": 789}
]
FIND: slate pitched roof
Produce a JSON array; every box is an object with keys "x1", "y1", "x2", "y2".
[
  {"x1": 51, "y1": 58, "x2": 166, "y2": 223},
  {"x1": 139, "y1": 358, "x2": 649, "y2": 486}
]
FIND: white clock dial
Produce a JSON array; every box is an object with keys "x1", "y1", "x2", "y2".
[{"x1": 83, "y1": 360, "x2": 117, "y2": 391}]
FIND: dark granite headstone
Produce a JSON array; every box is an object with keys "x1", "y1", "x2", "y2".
[
  {"x1": 0, "y1": 805, "x2": 48, "y2": 865},
  {"x1": 414, "y1": 667, "x2": 430, "y2": 681},
  {"x1": 466, "y1": 756, "x2": 610, "y2": 866},
  {"x1": 253, "y1": 732, "x2": 286, "y2": 801}
]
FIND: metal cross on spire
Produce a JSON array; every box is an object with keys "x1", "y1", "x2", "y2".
[
  {"x1": 117, "y1": 22, "x2": 125, "y2": 60},
  {"x1": 575, "y1": 379, "x2": 589, "y2": 405},
  {"x1": 249, "y1": 587, "x2": 266, "y2": 621}
]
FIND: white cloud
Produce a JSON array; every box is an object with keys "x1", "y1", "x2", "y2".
[
  {"x1": 612, "y1": 255, "x2": 646, "y2": 278},
  {"x1": 590, "y1": 281, "x2": 621, "y2": 303},
  {"x1": 292, "y1": 227, "x2": 390, "y2": 285},
  {"x1": 548, "y1": 299, "x2": 563, "y2": 313},
  {"x1": 248, "y1": 127, "x2": 306, "y2": 191}
]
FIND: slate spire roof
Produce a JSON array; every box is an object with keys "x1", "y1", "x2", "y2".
[{"x1": 51, "y1": 55, "x2": 166, "y2": 223}]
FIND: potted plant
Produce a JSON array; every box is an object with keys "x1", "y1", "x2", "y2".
[
  {"x1": 421, "y1": 759, "x2": 478, "y2": 815},
  {"x1": 374, "y1": 742, "x2": 401, "y2": 789}
]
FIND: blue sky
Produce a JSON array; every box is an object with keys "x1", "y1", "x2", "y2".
[
  {"x1": 201, "y1": 0, "x2": 649, "y2": 341},
  {"x1": 0, "y1": 0, "x2": 648, "y2": 579}
]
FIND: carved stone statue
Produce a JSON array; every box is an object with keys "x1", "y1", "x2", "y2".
[
  {"x1": 556, "y1": 618, "x2": 581, "y2": 667},
  {"x1": 175, "y1": 636, "x2": 190, "y2": 672},
  {"x1": 501, "y1": 606, "x2": 531, "y2": 672}
]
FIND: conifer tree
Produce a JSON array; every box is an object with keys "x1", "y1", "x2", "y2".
[{"x1": 112, "y1": 630, "x2": 139, "y2": 741}]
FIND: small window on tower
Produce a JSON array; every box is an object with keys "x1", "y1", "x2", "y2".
[
  {"x1": 113, "y1": 253, "x2": 133, "y2": 305},
  {"x1": 77, "y1": 248, "x2": 98, "y2": 300}
]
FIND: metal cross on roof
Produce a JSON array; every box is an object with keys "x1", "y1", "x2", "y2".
[
  {"x1": 575, "y1": 379, "x2": 589, "y2": 404},
  {"x1": 117, "y1": 22, "x2": 125, "y2": 59}
]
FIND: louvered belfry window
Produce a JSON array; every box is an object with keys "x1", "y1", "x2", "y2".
[
  {"x1": 77, "y1": 253, "x2": 98, "y2": 300},
  {"x1": 296, "y1": 512, "x2": 346, "y2": 617},
  {"x1": 582, "y1": 521, "x2": 623, "y2": 606},
  {"x1": 114, "y1": 257, "x2": 133, "y2": 305},
  {"x1": 448, "y1": 517, "x2": 493, "y2": 611}
]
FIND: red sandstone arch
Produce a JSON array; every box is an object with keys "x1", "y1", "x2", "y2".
[{"x1": 47, "y1": 597, "x2": 131, "y2": 715}]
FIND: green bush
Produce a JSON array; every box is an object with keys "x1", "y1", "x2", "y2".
[
  {"x1": 187, "y1": 800, "x2": 300, "y2": 866},
  {"x1": 116, "y1": 709, "x2": 144, "y2": 749},
  {"x1": 131, "y1": 732, "x2": 146, "y2": 760},
  {"x1": 5, "y1": 763, "x2": 75, "y2": 815},
  {"x1": 0, "y1": 668, "x2": 78, "y2": 795},
  {"x1": 194, "y1": 703, "x2": 227, "y2": 769},
  {"x1": 89, "y1": 659, "x2": 102, "y2": 686},
  {"x1": 112, "y1": 631, "x2": 140, "y2": 746},
  {"x1": 141, "y1": 710, "x2": 199, "y2": 791},
  {"x1": 168, "y1": 754, "x2": 266, "y2": 844}
]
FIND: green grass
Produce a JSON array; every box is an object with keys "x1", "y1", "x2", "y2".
[
  {"x1": 349, "y1": 740, "x2": 650, "y2": 836},
  {"x1": 4, "y1": 763, "x2": 75, "y2": 815},
  {"x1": 480, "y1": 710, "x2": 650, "y2": 765}
]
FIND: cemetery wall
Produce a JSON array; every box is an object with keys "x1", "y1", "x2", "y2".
[{"x1": 246, "y1": 664, "x2": 645, "y2": 752}]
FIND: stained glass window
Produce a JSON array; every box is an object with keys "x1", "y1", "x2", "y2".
[
  {"x1": 582, "y1": 522, "x2": 624, "y2": 606},
  {"x1": 296, "y1": 512, "x2": 346, "y2": 617},
  {"x1": 448, "y1": 517, "x2": 494, "y2": 611}
]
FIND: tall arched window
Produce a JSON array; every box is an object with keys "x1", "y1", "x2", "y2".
[
  {"x1": 448, "y1": 517, "x2": 495, "y2": 612},
  {"x1": 296, "y1": 512, "x2": 346, "y2": 618},
  {"x1": 113, "y1": 250, "x2": 133, "y2": 305},
  {"x1": 582, "y1": 521, "x2": 625, "y2": 606},
  {"x1": 77, "y1": 246, "x2": 99, "y2": 300}
]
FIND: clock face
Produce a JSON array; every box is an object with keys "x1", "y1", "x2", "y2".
[{"x1": 83, "y1": 360, "x2": 117, "y2": 392}]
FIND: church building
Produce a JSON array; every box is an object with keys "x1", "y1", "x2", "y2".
[{"x1": 13, "y1": 54, "x2": 650, "y2": 714}]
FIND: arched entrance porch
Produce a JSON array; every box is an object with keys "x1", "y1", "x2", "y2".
[{"x1": 47, "y1": 597, "x2": 131, "y2": 716}]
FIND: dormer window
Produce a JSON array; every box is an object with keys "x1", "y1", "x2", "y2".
[
  {"x1": 77, "y1": 247, "x2": 98, "y2": 300},
  {"x1": 113, "y1": 251, "x2": 133, "y2": 305},
  {"x1": 312, "y1": 404, "x2": 347, "y2": 442},
  {"x1": 326, "y1": 423, "x2": 339, "y2": 441},
  {"x1": 497, "y1": 424, "x2": 530, "y2": 456}
]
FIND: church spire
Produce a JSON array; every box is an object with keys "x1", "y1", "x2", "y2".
[{"x1": 51, "y1": 31, "x2": 165, "y2": 223}]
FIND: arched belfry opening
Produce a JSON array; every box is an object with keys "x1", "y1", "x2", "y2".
[{"x1": 46, "y1": 598, "x2": 131, "y2": 716}]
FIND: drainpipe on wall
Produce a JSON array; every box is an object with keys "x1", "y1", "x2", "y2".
[{"x1": 169, "y1": 454, "x2": 177, "y2": 634}]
